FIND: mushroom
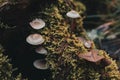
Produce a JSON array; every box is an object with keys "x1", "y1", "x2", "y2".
[
  {"x1": 35, "y1": 47, "x2": 48, "y2": 55},
  {"x1": 84, "y1": 41, "x2": 93, "y2": 49},
  {"x1": 26, "y1": 33, "x2": 44, "y2": 45},
  {"x1": 29, "y1": 18, "x2": 45, "y2": 30},
  {"x1": 33, "y1": 59, "x2": 49, "y2": 70},
  {"x1": 66, "y1": 10, "x2": 81, "y2": 32},
  {"x1": 77, "y1": 37, "x2": 93, "y2": 49},
  {"x1": 66, "y1": 10, "x2": 80, "y2": 18}
]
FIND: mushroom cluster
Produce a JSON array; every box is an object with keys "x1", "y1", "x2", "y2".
[
  {"x1": 26, "y1": 18, "x2": 48, "y2": 70},
  {"x1": 24, "y1": 1, "x2": 120, "y2": 78}
]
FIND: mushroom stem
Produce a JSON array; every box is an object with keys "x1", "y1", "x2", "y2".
[{"x1": 71, "y1": 19, "x2": 76, "y2": 32}]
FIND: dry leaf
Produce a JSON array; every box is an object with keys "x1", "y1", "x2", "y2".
[
  {"x1": 78, "y1": 49, "x2": 104, "y2": 62},
  {"x1": 97, "y1": 21, "x2": 115, "y2": 32}
]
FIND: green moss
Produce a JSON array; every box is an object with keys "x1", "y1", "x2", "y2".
[
  {"x1": 29, "y1": 0, "x2": 120, "y2": 80},
  {"x1": 0, "y1": 45, "x2": 27, "y2": 80}
]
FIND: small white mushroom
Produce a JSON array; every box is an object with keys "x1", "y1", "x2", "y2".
[
  {"x1": 29, "y1": 18, "x2": 45, "y2": 30},
  {"x1": 84, "y1": 41, "x2": 92, "y2": 48},
  {"x1": 35, "y1": 47, "x2": 48, "y2": 55},
  {"x1": 66, "y1": 10, "x2": 80, "y2": 18},
  {"x1": 66, "y1": 10, "x2": 81, "y2": 32},
  {"x1": 26, "y1": 33, "x2": 44, "y2": 45},
  {"x1": 33, "y1": 59, "x2": 49, "y2": 70}
]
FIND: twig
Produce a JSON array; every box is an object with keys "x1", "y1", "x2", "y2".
[
  {"x1": 0, "y1": 2, "x2": 9, "y2": 8},
  {"x1": 114, "y1": 48, "x2": 120, "y2": 55}
]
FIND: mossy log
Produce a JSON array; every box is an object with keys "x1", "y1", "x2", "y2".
[
  {"x1": 0, "y1": 0, "x2": 120, "y2": 80},
  {"x1": 29, "y1": 0, "x2": 120, "y2": 80}
]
